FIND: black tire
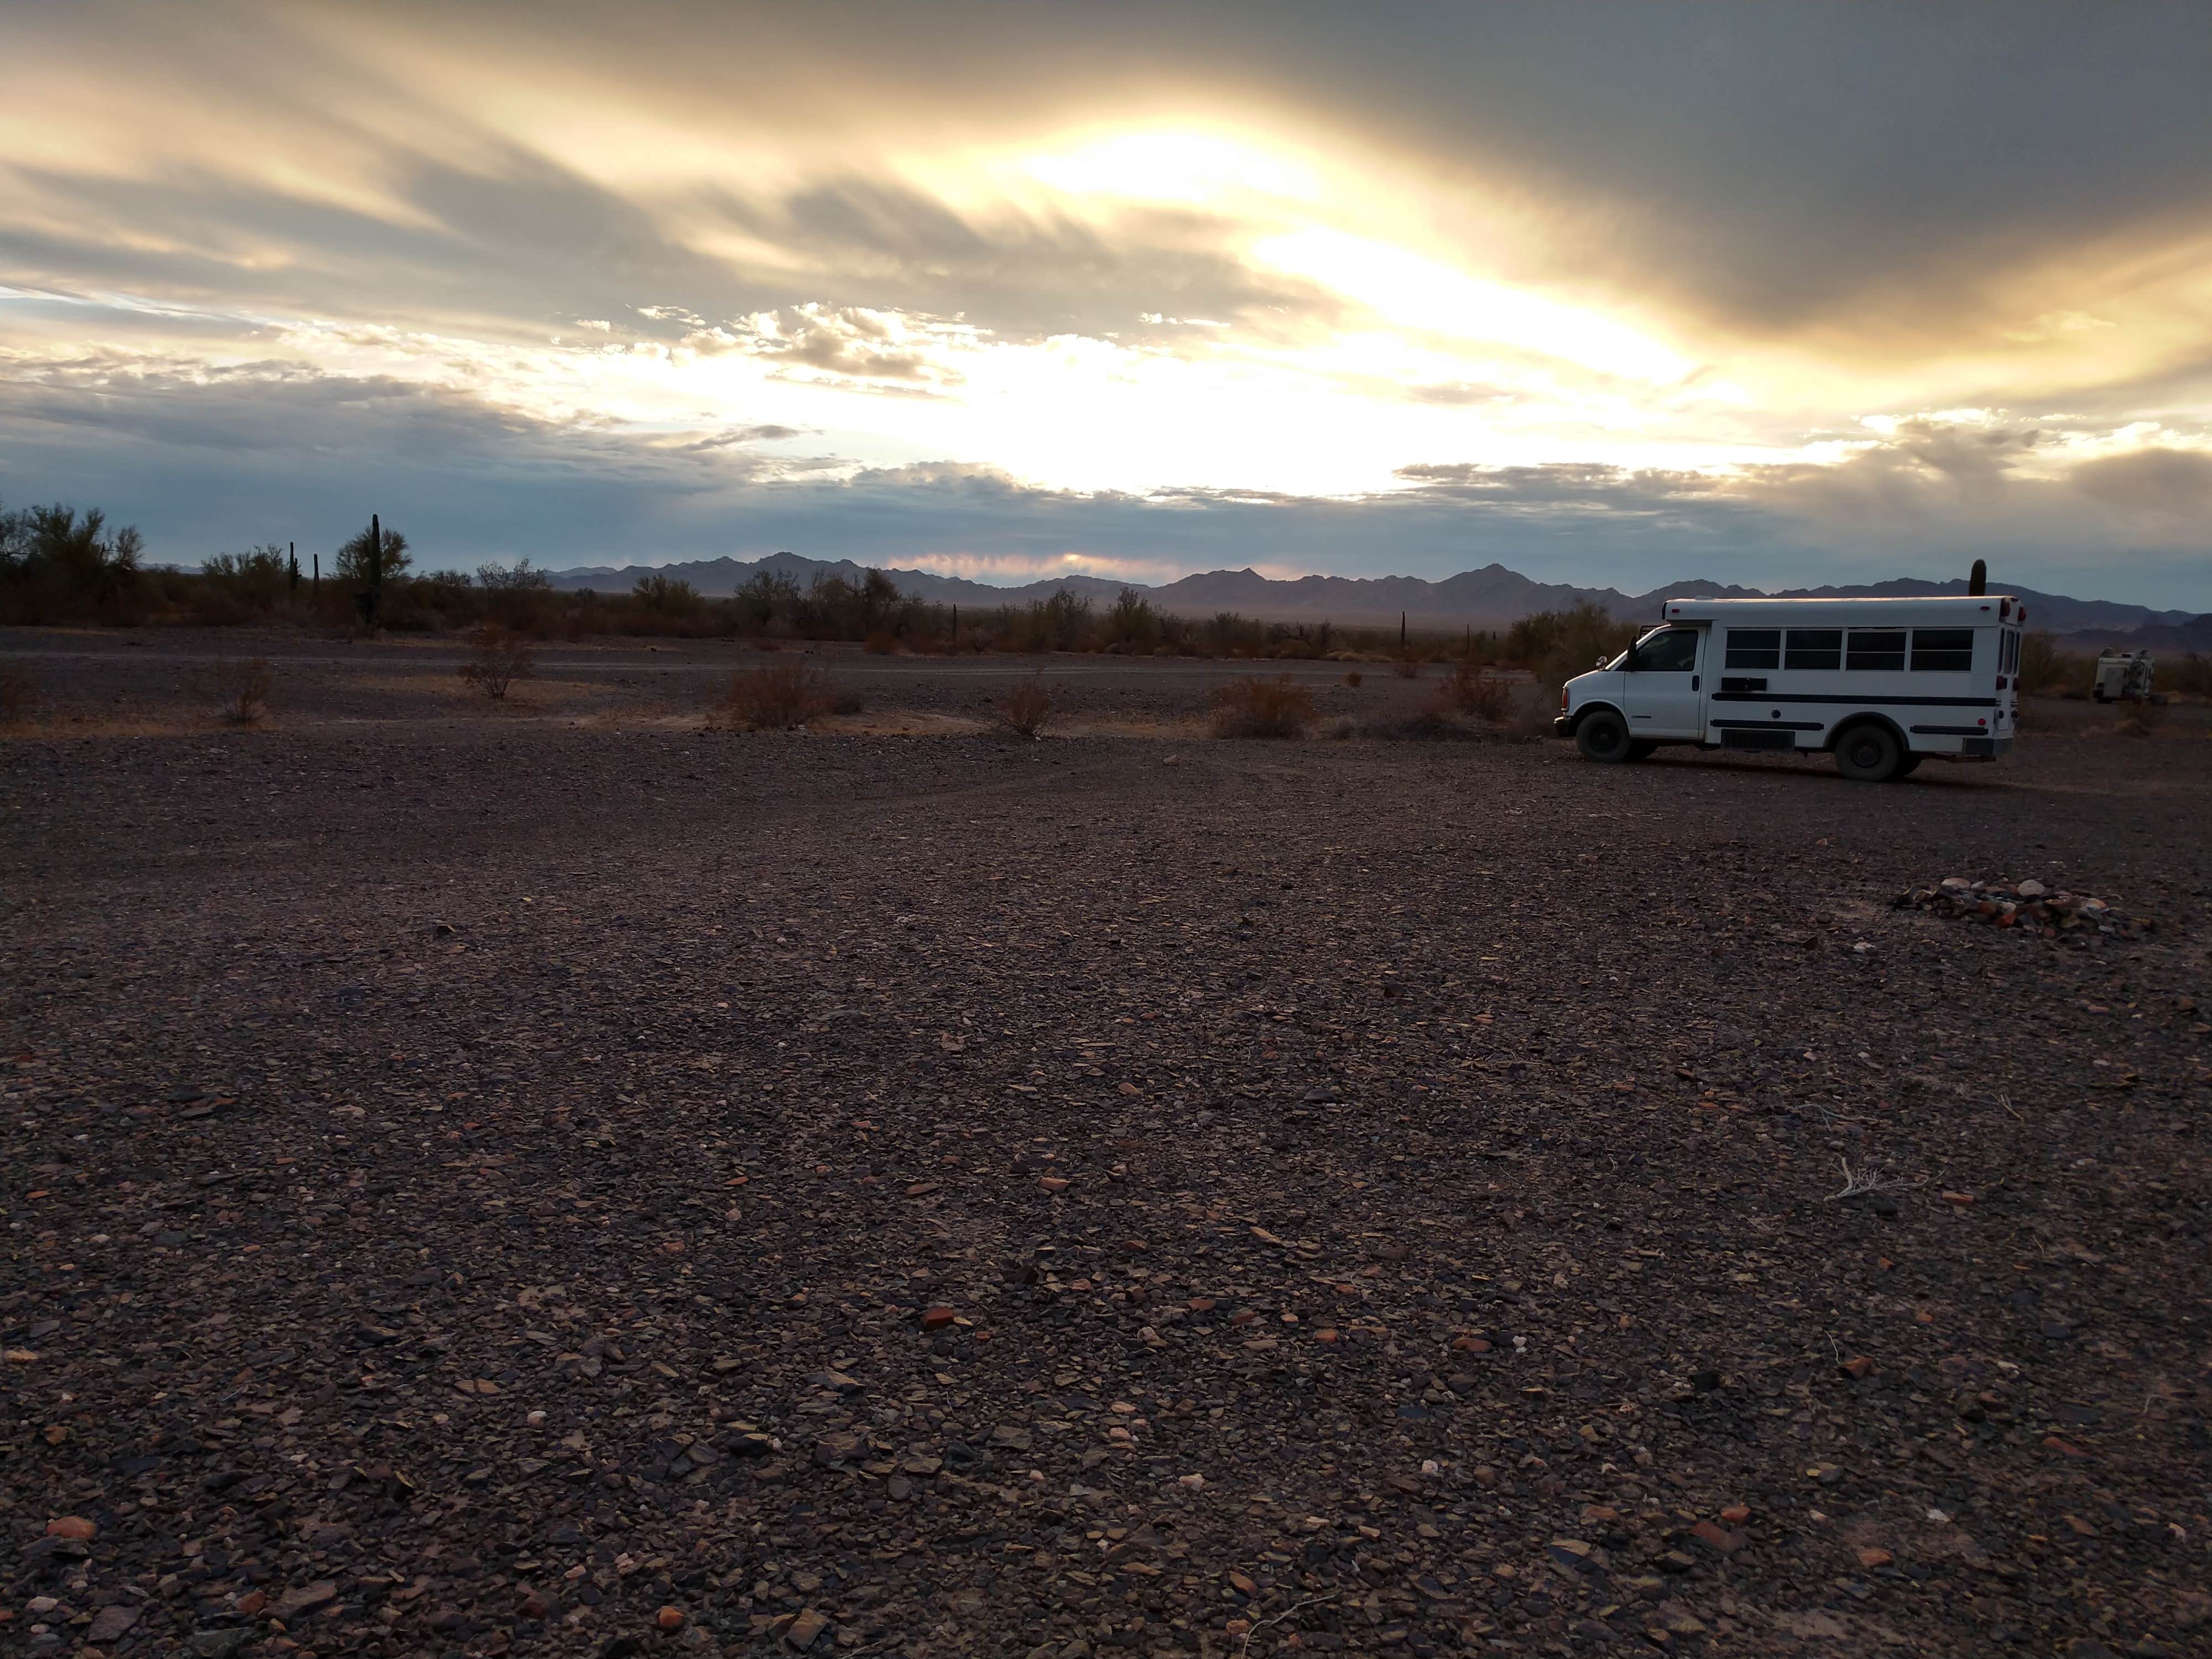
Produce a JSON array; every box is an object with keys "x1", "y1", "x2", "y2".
[
  {"x1": 1625, "y1": 739, "x2": 1657, "y2": 762},
  {"x1": 1575, "y1": 708, "x2": 1634, "y2": 763},
  {"x1": 1895, "y1": 752, "x2": 1923, "y2": 776},
  {"x1": 1834, "y1": 722, "x2": 1903, "y2": 782}
]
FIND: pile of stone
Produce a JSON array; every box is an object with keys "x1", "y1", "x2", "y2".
[{"x1": 1893, "y1": 875, "x2": 2151, "y2": 939}]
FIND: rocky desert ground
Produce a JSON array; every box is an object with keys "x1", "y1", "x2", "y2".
[{"x1": 3, "y1": 629, "x2": 2208, "y2": 1659}]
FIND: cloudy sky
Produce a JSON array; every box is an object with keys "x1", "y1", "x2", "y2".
[{"x1": 4, "y1": 1, "x2": 2210, "y2": 603}]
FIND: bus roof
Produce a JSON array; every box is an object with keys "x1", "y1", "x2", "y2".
[{"x1": 1654, "y1": 594, "x2": 2026, "y2": 626}]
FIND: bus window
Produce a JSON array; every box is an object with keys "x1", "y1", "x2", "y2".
[
  {"x1": 1785, "y1": 629, "x2": 1841, "y2": 670},
  {"x1": 1911, "y1": 629, "x2": 1975, "y2": 672},
  {"x1": 1846, "y1": 630, "x2": 1907, "y2": 672},
  {"x1": 1725, "y1": 629, "x2": 1780, "y2": 669}
]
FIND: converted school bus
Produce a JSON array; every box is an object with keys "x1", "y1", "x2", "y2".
[{"x1": 1554, "y1": 595, "x2": 2025, "y2": 783}]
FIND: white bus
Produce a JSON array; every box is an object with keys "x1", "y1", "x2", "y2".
[{"x1": 1553, "y1": 595, "x2": 2026, "y2": 782}]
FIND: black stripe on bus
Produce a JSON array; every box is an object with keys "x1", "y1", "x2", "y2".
[
  {"x1": 1909, "y1": 724, "x2": 1993, "y2": 737},
  {"x1": 1710, "y1": 719, "x2": 1824, "y2": 732},
  {"x1": 1708, "y1": 692, "x2": 1996, "y2": 708}
]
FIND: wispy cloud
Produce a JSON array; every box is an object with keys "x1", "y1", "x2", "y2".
[{"x1": 1, "y1": 2, "x2": 2208, "y2": 601}]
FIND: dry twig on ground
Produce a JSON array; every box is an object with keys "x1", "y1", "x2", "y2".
[{"x1": 1830, "y1": 1155, "x2": 1924, "y2": 1201}]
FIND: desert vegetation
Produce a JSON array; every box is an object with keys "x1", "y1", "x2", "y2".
[
  {"x1": 996, "y1": 673, "x2": 1056, "y2": 738},
  {"x1": 458, "y1": 620, "x2": 536, "y2": 699},
  {"x1": 726, "y1": 658, "x2": 852, "y2": 729},
  {"x1": 208, "y1": 654, "x2": 273, "y2": 725},
  {"x1": 13, "y1": 501, "x2": 2203, "y2": 706},
  {"x1": 0, "y1": 660, "x2": 34, "y2": 726},
  {"x1": 1209, "y1": 674, "x2": 1317, "y2": 738}
]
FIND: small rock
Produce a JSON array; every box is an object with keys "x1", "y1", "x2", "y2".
[
  {"x1": 45, "y1": 1516, "x2": 97, "y2": 1541},
  {"x1": 234, "y1": 1590, "x2": 268, "y2": 1616},
  {"x1": 273, "y1": 1581, "x2": 337, "y2": 1621},
  {"x1": 1807, "y1": 1463, "x2": 1843, "y2": 1484},
  {"x1": 785, "y1": 1608, "x2": 830, "y2": 1650},
  {"x1": 658, "y1": 1605, "x2": 686, "y2": 1630},
  {"x1": 1940, "y1": 1191, "x2": 1976, "y2": 1207},
  {"x1": 1547, "y1": 1538, "x2": 1593, "y2": 1568},
  {"x1": 1720, "y1": 1504, "x2": 1750, "y2": 1525},
  {"x1": 1039, "y1": 1176, "x2": 1069, "y2": 1192},
  {"x1": 1689, "y1": 1520, "x2": 1740, "y2": 1555},
  {"x1": 519, "y1": 1592, "x2": 549, "y2": 1620},
  {"x1": 1839, "y1": 1355, "x2": 1875, "y2": 1380},
  {"x1": 87, "y1": 1605, "x2": 139, "y2": 1642},
  {"x1": 921, "y1": 1307, "x2": 957, "y2": 1331},
  {"x1": 1857, "y1": 1547, "x2": 1893, "y2": 1569},
  {"x1": 189, "y1": 1632, "x2": 252, "y2": 1658}
]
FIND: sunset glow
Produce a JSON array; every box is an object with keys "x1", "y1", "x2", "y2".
[{"x1": 3, "y1": 2, "x2": 2209, "y2": 602}]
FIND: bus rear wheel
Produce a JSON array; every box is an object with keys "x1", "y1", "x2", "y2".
[
  {"x1": 1834, "y1": 723, "x2": 1903, "y2": 782},
  {"x1": 1575, "y1": 709, "x2": 1634, "y2": 763}
]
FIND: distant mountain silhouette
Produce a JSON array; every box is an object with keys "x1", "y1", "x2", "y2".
[{"x1": 546, "y1": 552, "x2": 2201, "y2": 640}]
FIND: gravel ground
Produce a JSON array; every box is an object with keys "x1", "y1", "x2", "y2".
[{"x1": 4, "y1": 633, "x2": 2209, "y2": 1659}]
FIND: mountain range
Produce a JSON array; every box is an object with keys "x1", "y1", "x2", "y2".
[{"x1": 546, "y1": 552, "x2": 2206, "y2": 645}]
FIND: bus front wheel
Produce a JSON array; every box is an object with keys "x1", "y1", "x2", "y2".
[{"x1": 1575, "y1": 709, "x2": 1634, "y2": 763}]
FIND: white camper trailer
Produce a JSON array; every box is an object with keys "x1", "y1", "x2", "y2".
[
  {"x1": 2091, "y1": 650, "x2": 2154, "y2": 703},
  {"x1": 1553, "y1": 595, "x2": 2025, "y2": 782}
]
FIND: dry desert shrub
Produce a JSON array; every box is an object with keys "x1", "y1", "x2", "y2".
[
  {"x1": 1359, "y1": 707, "x2": 1481, "y2": 741},
  {"x1": 0, "y1": 661, "x2": 34, "y2": 727},
  {"x1": 1442, "y1": 661, "x2": 1512, "y2": 723},
  {"x1": 211, "y1": 654, "x2": 272, "y2": 725},
  {"x1": 998, "y1": 674, "x2": 1055, "y2": 738},
  {"x1": 1342, "y1": 670, "x2": 1363, "y2": 687},
  {"x1": 2117, "y1": 700, "x2": 2168, "y2": 738},
  {"x1": 1211, "y1": 674, "x2": 1316, "y2": 739},
  {"x1": 459, "y1": 620, "x2": 536, "y2": 700},
  {"x1": 1392, "y1": 655, "x2": 1421, "y2": 679},
  {"x1": 1511, "y1": 688, "x2": 1556, "y2": 738},
  {"x1": 863, "y1": 629, "x2": 898, "y2": 655},
  {"x1": 727, "y1": 659, "x2": 836, "y2": 729}
]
